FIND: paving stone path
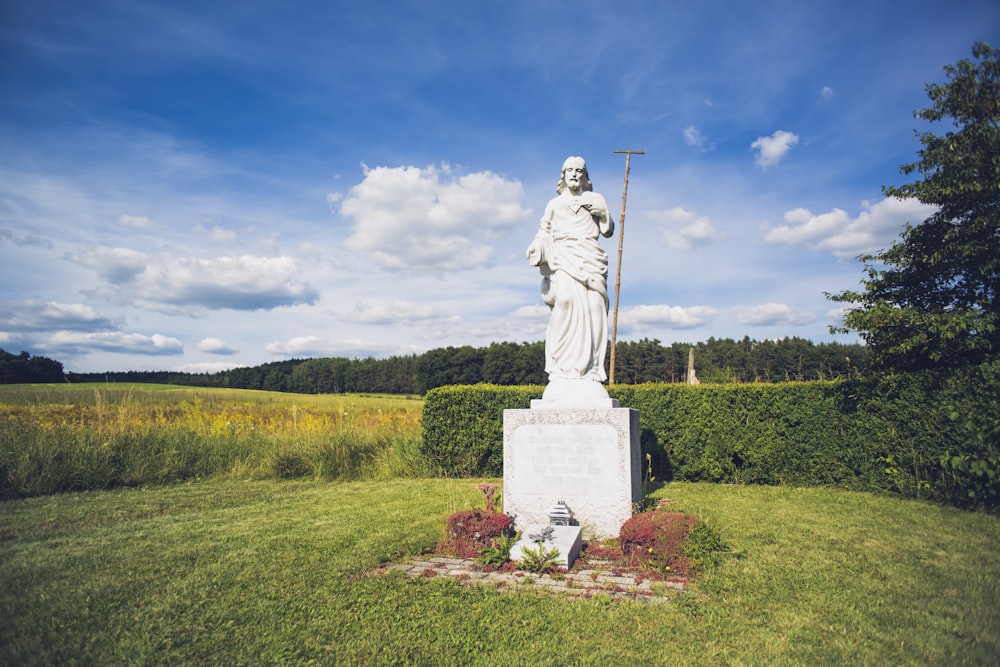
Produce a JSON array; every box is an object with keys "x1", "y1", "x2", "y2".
[{"x1": 376, "y1": 555, "x2": 687, "y2": 604}]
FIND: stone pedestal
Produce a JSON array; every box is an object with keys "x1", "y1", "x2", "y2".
[{"x1": 503, "y1": 406, "x2": 641, "y2": 539}]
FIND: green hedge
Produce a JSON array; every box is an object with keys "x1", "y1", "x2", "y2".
[
  {"x1": 420, "y1": 361, "x2": 1000, "y2": 510},
  {"x1": 419, "y1": 384, "x2": 541, "y2": 476}
]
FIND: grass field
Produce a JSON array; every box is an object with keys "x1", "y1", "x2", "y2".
[
  {"x1": 1, "y1": 479, "x2": 997, "y2": 665},
  {"x1": 0, "y1": 384, "x2": 426, "y2": 498},
  {"x1": 1, "y1": 384, "x2": 998, "y2": 664}
]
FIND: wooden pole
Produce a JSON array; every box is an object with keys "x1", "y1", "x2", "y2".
[{"x1": 609, "y1": 149, "x2": 644, "y2": 385}]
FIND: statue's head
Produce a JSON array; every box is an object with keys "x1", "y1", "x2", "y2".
[{"x1": 557, "y1": 156, "x2": 593, "y2": 194}]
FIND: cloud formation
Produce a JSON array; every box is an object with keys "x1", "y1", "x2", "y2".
[
  {"x1": 340, "y1": 300, "x2": 449, "y2": 325},
  {"x1": 137, "y1": 255, "x2": 318, "y2": 311},
  {"x1": 66, "y1": 247, "x2": 148, "y2": 283},
  {"x1": 44, "y1": 331, "x2": 184, "y2": 356},
  {"x1": 0, "y1": 299, "x2": 184, "y2": 363},
  {"x1": 67, "y1": 250, "x2": 319, "y2": 312},
  {"x1": 265, "y1": 336, "x2": 401, "y2": 358},
  {"x1": 0, "y1": 1, "x2": 987, "y2": 372},
  {"x1": 119, "y1": 214, "x2": 156, "y2": 228},
  {"x1": 173, "y1": 361, "x2": 245, "y2": 373},
  {"x1": 651, "y1": 207, "x2": 723, "y2": 250},
  {"x1": 762, "y1": 198, "x2": 938, "y2": 258},
  {"x1": 683, "y1": 126, "x2": 710, "y2": 150},
  {"x1": 0, "y1": 301, "x2": 118, "y2": 332},
  {"x1": 618, "y1": 305, "x2": 719, "y2": 331},
  {"x1": 339, "y1": 164, "x2": 531, "y2": 272},
  {"x1": 751, "y1": 130, "x2": 799, "y2": 168},
  {"x1": 733, "y1": 303, "x2": 816, "y2": 326},
  {"x1": 196, "y1": 337, "x2": 240, "y2": 355}
]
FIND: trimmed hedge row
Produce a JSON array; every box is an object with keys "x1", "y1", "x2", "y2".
[
  {"x1": 420, "y1": 361, "x2": 1000, "y2": 510},
  {"x1": 419, "y1": 384, "x2": 542, "y2": 477}
]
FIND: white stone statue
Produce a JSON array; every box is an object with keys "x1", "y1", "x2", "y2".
[{"x1": 526, "y1": 156, "x2": 615, "y2": 401}]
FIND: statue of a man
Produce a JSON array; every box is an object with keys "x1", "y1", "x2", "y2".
[{"x1": 526, "y1": 157, "x2": 615, "y2": 391}]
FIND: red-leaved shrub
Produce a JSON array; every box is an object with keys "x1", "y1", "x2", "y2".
[
  {"x1": 619, "y1": 511, "x2": 699, "y2": 575},
  {"x1": 440, "y1": 509, "x2": 511, "y2": 558}
]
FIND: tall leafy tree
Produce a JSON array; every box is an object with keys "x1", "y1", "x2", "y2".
[{"x1": 830, "y1": 42, "x2": 1000, "y2": 371}]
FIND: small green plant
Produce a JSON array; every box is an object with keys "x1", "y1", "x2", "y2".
[
  {"x1": 476, "y1": 531, "x2": 520, "y2": 568},
  {"x1": 633, "y1": 453, "x2": 660, "y2": 512},
  {"x1": 518, "y1": 525, "x2": 560, "y2": 573},
  {"x1": 519, "y1": 543, "x2": 560, "y2": 573},
  {"x1": 681, "y1": 521, "x2": 726, "y2": 571}
]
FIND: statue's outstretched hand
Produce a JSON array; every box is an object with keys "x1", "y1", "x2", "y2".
[{"x1": 526, "y1": 239, "x2": 543, "y2": 266}]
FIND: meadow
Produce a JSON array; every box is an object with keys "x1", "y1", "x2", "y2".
[
  {"x1": 1, "y1": 384, "x2": 998, "y2": 664},
  {"x1": 0, "y1": 384, "x2": 426, "y2": 499}
]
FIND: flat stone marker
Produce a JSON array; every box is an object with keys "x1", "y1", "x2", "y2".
[{"x1": 509, "y1": 524, "x2": 582, "y2": 569}]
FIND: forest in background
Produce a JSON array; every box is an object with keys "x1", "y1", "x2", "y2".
[{"x1": 0, "y1": 336, "x2": 873, "y2": 394}]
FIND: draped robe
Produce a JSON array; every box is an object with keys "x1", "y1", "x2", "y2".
[{"x1": 529, "y1": 190, "x2": 614, "y2": 382}]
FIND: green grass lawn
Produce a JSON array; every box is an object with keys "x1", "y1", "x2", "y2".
[{"x1": 1, "y1": 479, "x2": 997, "y2": 665}]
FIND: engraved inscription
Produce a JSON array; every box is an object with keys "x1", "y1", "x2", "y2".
[{"x1": 509, "y1": 424, "x2": 619, "y2": 497}]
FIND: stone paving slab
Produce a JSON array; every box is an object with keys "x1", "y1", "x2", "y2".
[{"x1": 374, "y1": 555, "x2": 688, "y2": 604}]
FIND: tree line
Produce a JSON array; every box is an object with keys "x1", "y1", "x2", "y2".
[
  {"x1": 58, "y1": 336, "x2": 871, "y2": 394},
  {"x1": 0, "y1": 349, "x2": 65, "y2": 384}
]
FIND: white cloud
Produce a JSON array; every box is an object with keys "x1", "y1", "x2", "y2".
[
  {"x1": 512, "y1": 304, "x2": 550, "y2": 321},
  {"x1": 457, "y1": 318, "x2": 522, "y2": 340},
  {"x1": 762, "y1": 197, "x2": 938, "y2": 258},
  {"x1": 0, "y1": 332, "x2": 30, "y2": 348},
  {"x1": 340, "y1": 299, "x2": 449, "y2": 325},
  {"x1": 0, "y1": 301, "x2": 118, "y2": 332},
  {"x1": 508, "y1": 305, "x2": 550, "y2": 337},
  {"x1": 650, "y1": 207, "x2": 723, "y2": 250},
  {"x1": 339, "y1": 164, "x2": 531, "y2": 272},
  {"x1": 764, "y1": 207, "x2": 850, "y2": 246},
  {"x1": 265, "y1": 336, "x2": 404, "y2": 358},
  {"x1": 325, "y1": 192, "x2": 343, "y2": 213},
  {"x1": 65, "y1": 246, "x2": 149, "y2": 283},
  {"x1": 119, "y1": 214, "x2": 155, "y2": 228},
  {"x1": 618, "y1": 304, "x2": 719, "y2": 331},
  {"x1": 44, "y1": 331, "x2": 184, "y2": 355},
  {"x1": 733, "y1": 303, "x2": 816, "y2": 326},
  {"x1": 196, "y1": 337, "x2": 239, "y2": 355},
  {"x1": 172, "y1": 361, "x2": 244, "y2": 373},
  {"x1": 196, "y1": 225, "x2": 237, "y2": 242},
  {"x1": 751, "y1": 130, "x2": 799, "y2": 168},
  {"x1": 455, "y1": 303, "x2": 560, "y2": 341},
  {"x1": 69, "y1": 250, "x2": 319, "y2": 312},
  {"x1": 0, "y1": 302, "x2": 183, "y2": 361},
  {"x1": 140, "y1": 255, "x2": 318, "y2": 310},
  {"x1": 825, "y1": 306, "x2": 852, "y2": 327},
  {"x1": 821, "y1": 85, "x2": 834, "y2": 99},
  {"x1": 683, "y1": 125, "x2": 708, "y2": 150}
]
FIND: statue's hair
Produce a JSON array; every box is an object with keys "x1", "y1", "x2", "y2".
[{"x1": 557, "y1": 156, "x2": 593, "y2": 194}]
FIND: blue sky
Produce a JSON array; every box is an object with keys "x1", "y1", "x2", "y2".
[{"x1": 1, "y1": 0, "x2": 998, "y2": 373}]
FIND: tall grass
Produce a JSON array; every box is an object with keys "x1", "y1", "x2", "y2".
[{"x1": 0, "y1": 384, "x2": 427, "y2": 499}]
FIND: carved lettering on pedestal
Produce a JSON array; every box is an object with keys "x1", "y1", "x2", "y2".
[{"x1": 508, "y1": 424, "x2": 618, "y2": 497}]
